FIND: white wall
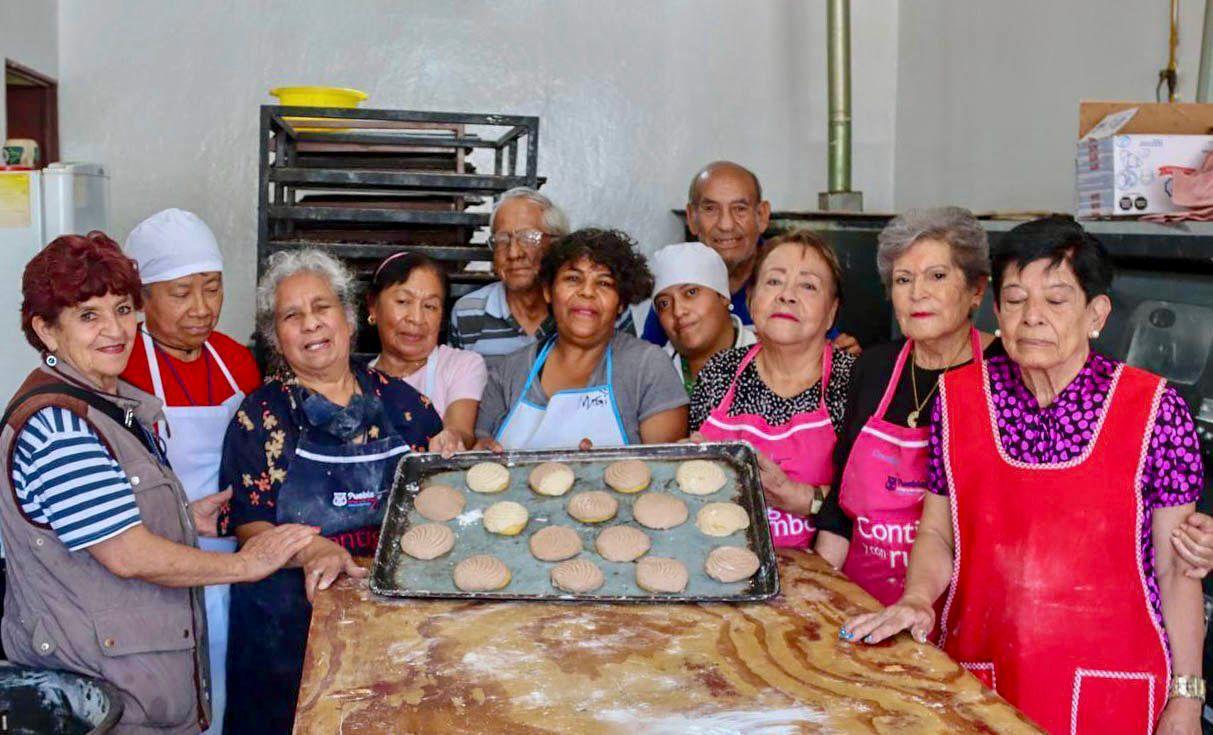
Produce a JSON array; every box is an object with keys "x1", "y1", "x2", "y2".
[
  {"x1": 894, "y1": 0, "x2": 1207, "y2": 212},
  {"x1": 57, "y1": 0, "x2": 900, "y2": 338},
  {"x1": 0, "y1": 0, "x2": 58, "y2": 140}
]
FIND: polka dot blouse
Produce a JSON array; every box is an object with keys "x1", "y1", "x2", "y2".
[
  {"x1": 927, "y1": 351, "x2": 1204, "y2": 634},
  {"x1": 689, "y1": 345, "x2": 855, "y2": 433}
]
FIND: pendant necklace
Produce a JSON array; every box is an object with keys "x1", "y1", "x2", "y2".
[{"x1": 907, "y1": 337, "x2": 971, "y2": 428}]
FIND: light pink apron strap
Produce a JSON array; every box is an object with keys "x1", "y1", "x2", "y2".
[{"x1": 714, "y1": 343, "x2": 763, "y2": 416}]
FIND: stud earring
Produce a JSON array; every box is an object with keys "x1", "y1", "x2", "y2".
[
  {"x1": 1089, "y1": 329, "x2": 1100, "y2": 339},
  {"x1": 368, "y1": 315, "x2": 376, "y2": 325},
  {"x1": 44, "y1": 353, "x2": 58, "y2": 367},
  {"x1": 994, "y1": 328, "x2": 1002, "y2": 338}
]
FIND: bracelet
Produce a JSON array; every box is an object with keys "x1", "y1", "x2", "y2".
[
  {"x1": 1170, "y1": 675, "x2": 1206, "y2": 701},
  {"x1": 809, "y1": 486, "x2": 825, "y2": 515}
]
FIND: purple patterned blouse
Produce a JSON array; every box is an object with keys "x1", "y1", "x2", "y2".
[{"x1": 927, "y1": 352, "x2": 1204, "y2": 632}]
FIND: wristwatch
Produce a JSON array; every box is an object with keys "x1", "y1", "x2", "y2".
[
  {"x1": 810, "y1": 486, "x2": 826, "y2": 515},
  {"x1": 1170, "y1": 675, "x2": 1206, "y2": 701}
]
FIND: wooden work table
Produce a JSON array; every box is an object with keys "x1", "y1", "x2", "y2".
[{"x1": 294, "y1": 550, "x2": 1043, "y2": 734}]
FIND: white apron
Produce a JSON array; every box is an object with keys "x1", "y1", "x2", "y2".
[
  {"x1": 140, "y1": 329, "x2": 244, "y2": 735},
  {"x1": 495, "y1": 340, "x2": 628, "y2": 450}
]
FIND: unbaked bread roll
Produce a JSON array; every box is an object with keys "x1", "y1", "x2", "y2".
[
  {"x1": 466, "y1": 462, "x2": 511, "y2": 493},
  {"x1": 453, "y1": 555, "x2": 511, "y2": 591},
  {"x1": 676, "y1": 460, "x2": 727, "y2": 496},
  {"x1": 399, "y1": 523, "x2": 455, "y2": 560},
  {"x1": 603, "y1": 459, "x2": 651, "y2": 494},
  {"x1": 705, "y1": 545, "x2": 761, "y2": 582},
  {"x1": 414, "y1": 483, "x2": 465, "y2": 522},
  {"x1": 566, "y1": 491, "x2": 619, "y2": 524},
  {"x1": 635, "y1": 556, "x2": 689, "y2": 593},
  {"x1": 631, "y1": 492, "x2": 688, "y2": 530},
  {"x1": 528, "y1": 462, "x2": 576, "y2": 496},
  {"x1": 550, "y1": 558, "x2": 605, "y2": 593},
  {"x1": 483, "y1": 500, "x2": 529, "y2": 536},
  {"x1": 595, "y1": 526, "x2": 651, "y2": 562},
  {"x1": 529, "y1": 525, "x2": 582, "y2": 561},
  {"x1": 696, "y1": 502, "x2": 750, "y2": 537}
]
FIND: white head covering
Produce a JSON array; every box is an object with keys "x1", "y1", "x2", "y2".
[
  {"x1": 125, "y1": 209, "x2": 224, "y2": 284},
  {"x1": 650, "y1": 242, "x2": 730, "y2": 300}
]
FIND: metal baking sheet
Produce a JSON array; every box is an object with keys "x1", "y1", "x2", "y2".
[{"x1": 369, "y1": 442, "x2": 779, "y2": 603}]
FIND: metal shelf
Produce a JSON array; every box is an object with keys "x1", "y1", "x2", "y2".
[
  {"x1": 268, "y1": 239, "x2": 492, "y2": 262},
  {"x1": 268, "y1": 167, "x2": 533, "y2": 193},
  {"x1": 267, "y1": 205, "x2": 489, "y2": 227}
]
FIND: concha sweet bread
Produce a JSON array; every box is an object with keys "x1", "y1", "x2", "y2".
[
  {"x1": 453, "y1": 554, "x2": 511, "y2": 591},
  {"x1": 414, "y1": 484, "x2": 465, "y2": 522},
  {"x1": 603, "y1": 459, "x2": 651, "y2": 494},
  {"x1": 399, "y1": 523, "x2": 455, "y2": 560},
  {"x1": 566, "y1": 491, "x2": 619, "y2": 524},
  {"x1": 466, "y1": 462, "x2": 511, "y2": 493},
  {"x1": 528, "y1": 462, "x2": 576, "y2": 496},
  {"x1": 529, "y1": 525, "x2": 582, "y2": 562},
  {"x1": 550, "y1": 558, "x2": 605, "y2": 593},
  {"x1": 675, "y1": 459, "x2": 727, "y2": 496},
  {"x1": 483, "y1": 501, "x2": 529, "y2": 536},
  {"x1": 704, "y1": 545, "x2": 761, "y2": 582},
  {"x1": 696, "y1": 502, "x2": 750, "y2": 537},
  {"x1": 635, "y1": 556, "x2": 689, "y2": 593},
  {"x1": 595, "y1": 526, "x2": 651, "y2": 562},
  {"x1": 631, "y1": 492, "x2": 688, "y2": 530}
]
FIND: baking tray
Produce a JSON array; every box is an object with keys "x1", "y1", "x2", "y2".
[{"x1": 369, "y1": 442, "x2": 779, "y2": 603}]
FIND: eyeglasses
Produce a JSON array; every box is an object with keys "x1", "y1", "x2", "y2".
[{"x1": 490, "y1": 228, "x2": 548, "y2": 250}]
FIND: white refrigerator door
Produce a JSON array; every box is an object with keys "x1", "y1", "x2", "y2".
[{"x1": 0, "y1": 171, "x2": 44, "y2": 401}]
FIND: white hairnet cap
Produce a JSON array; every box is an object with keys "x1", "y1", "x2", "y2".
[
  {"x1": 125, "y1": 208, "x2": 223, "y2": 284},
  {"x1": 650, "y1": 242, "x2": 730, "y2": 300}
]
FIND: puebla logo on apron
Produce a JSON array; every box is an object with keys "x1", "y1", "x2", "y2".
[{"x1": 332, "y1": 489, "x2": 381, "y2": 509}]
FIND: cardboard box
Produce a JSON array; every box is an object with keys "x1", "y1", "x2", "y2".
[{"x1": 1076, "y1": 102, "x2": 1213, "y2": 218}]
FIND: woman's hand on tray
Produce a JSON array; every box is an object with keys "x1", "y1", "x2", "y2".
[
  {"x1": 427, "y1": 428, "x2": 465, "y2": 459},
  {"x1": 680, "y1": 431, "x2": 709, "y2": 444},
  {"x1": 473, "y1": 437, "x2": 505, "y2": 453},
  {"x1": 841, "y1": 594, "x2": 935, "y2": 645},
  {"x1": 295, "y1": 537, "x2": 368, "y2": 602}
]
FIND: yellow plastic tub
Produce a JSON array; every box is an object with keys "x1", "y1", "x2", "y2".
[{"x1": 269, "y1": 86, "x2": 368, "y2": 108}]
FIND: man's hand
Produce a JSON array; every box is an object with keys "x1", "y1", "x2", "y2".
[
  {"x1": 190, "y1": 488, "x2": 232, "y2": 538},
  {"x1": 235, "y1": 524, "x2": 320, "y2": 582}
]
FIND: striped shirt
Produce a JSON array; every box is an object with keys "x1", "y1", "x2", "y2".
[
  {"x1": 9, "y1": 407, "x2": 141, "y2": 551},
  {"x1": 450, "y1": 280, "x2": 636, "y2": 361}
]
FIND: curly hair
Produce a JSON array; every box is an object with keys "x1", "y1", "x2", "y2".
[
  {"x1": 539, "y1": 228, "x2": 654, "y2": 307},
  {"x1": 21, "y1": 231, "x2": 144, "y2": 352}
]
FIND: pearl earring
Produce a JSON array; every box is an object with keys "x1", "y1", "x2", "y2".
[
  {"x1": 1089, "y1": 329, "x2": 1100, "y2": 339},
  {"x1": 994, "y1": 328, "x2": 1002, "y2": 338}
]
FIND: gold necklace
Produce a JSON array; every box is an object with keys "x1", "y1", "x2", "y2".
[{"x1": 907, "y1": 337, "x2": 971, "y2": 428}]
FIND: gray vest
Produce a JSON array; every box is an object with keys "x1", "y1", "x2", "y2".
[{"x1": 0, "y1": 364, "x2": 211, "y2": 734}]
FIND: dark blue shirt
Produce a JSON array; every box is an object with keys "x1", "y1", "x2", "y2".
[{"x1": 218, "y1": 363, "x2": 441, "y2": 532}]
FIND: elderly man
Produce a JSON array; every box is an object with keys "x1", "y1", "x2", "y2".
[
  {"x1": 649, "y1": 242, "x2": 755, "y2": 395},
  {"x1": 449, "y1": 187, "x2": 567, "y2": 358},
  {"x1": 640, "y1": 161, "x2": 858, "y2": 353},
  {"x1": 122, "y1": 208, "x2": 261, "y2": 735}
]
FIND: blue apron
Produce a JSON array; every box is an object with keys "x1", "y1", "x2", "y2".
[{"x1": 224, "y1": 395, "x2": 409, "y2": 735}]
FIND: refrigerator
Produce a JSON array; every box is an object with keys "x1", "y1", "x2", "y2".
[{"x1": 0, "y1": 163, "x2": 109, "y2": 401}]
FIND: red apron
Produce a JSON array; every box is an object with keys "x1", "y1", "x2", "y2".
[
  {"x1": 700, "y1": 343, "x2": 836, "y2": 548},
  {"x1": 937, "y1": 360, "x2": 1169, "y2": 735},
  {"x1": 839, "y1": 329, "x2": 982, "y2": 606}
]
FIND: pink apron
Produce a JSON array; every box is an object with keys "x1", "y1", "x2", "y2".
[
  {"x1": 700, "y1": 343, "x2": 836, "y2": 548},
  {"x1": 838, "y1": 328, "x2": 981, "y2": 605}
]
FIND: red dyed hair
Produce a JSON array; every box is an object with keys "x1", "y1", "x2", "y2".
[{"x1": 21, "y1": 231, "x2": 144, "y2": 352}]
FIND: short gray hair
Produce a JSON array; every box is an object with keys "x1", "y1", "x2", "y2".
[
  {"x1": 490, "y1": 187, "x2": 570, "y2": 236},
  {"x1": 876, "y1": 207, "x2": 990, "y2": 289},
  {"x1": 255, "y1": 249, "x2": 359, "y2": 358}
]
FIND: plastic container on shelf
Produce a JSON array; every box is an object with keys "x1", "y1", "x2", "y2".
[{"x1": 269, "y1": 87, "x2": 368, "y2": 108}]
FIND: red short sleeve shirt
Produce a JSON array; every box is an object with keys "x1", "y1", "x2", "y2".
[{"x1": 123, "y1": 328, "x2": 262, "y2": 406}]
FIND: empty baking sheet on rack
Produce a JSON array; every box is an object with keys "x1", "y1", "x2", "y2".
[{"x1": 370, "y1": 442, "x2": 779, "y2": 603}]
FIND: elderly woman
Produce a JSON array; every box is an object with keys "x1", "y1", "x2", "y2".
[
  {"x1": 367, "y1": 251, "x2": 486, "y2": 453},
  {"x1": 0, "y1": 232, "x2": 315, "y2": 733},
  {"x1": 844, "y1": 217, "x2": 1205, "y2": 735},
  {"x1": 476, "y1": 229, "x2": 688, "y2": 449},
  {"x1": 812, "y1": 208, "x2": 997, "y2": 603},
  {"x1": 122, "y1": 208, "x2": 262, "y2": 732},
  {"x1": 691, "y1": 230, "x2": 855, "y2": 549},
  {"x1": 219, "y1": 249, "x2": 442, "y2": 734}
]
